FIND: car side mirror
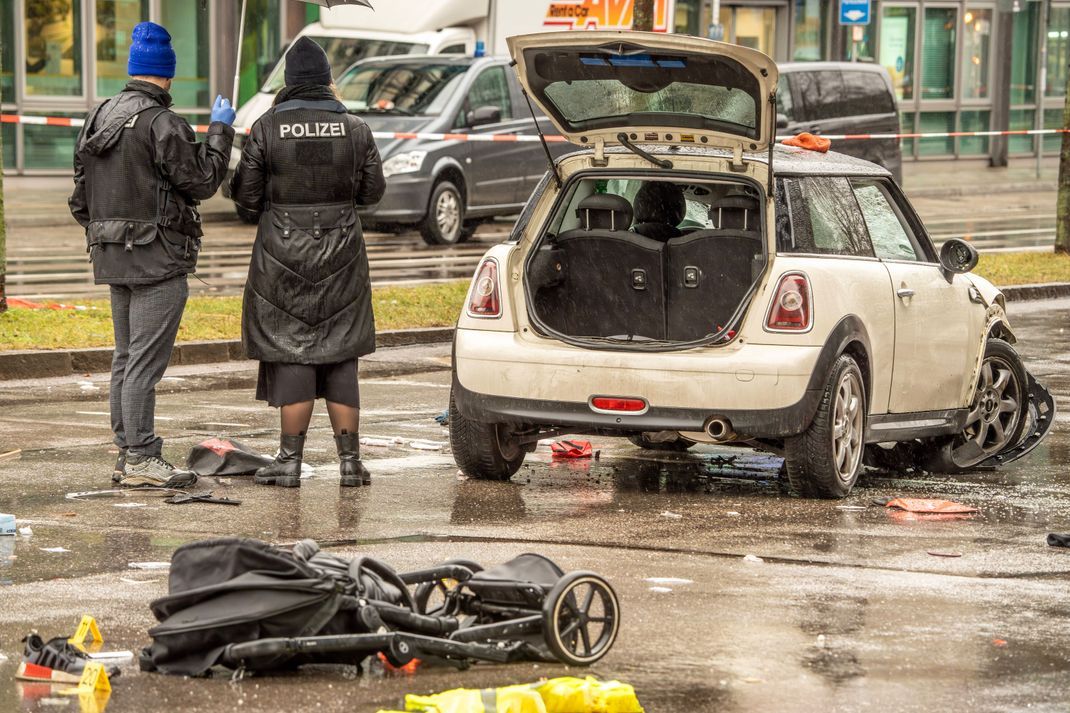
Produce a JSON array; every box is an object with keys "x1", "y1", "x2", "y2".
[
  {"x1": 939, "y1": 238, "x2": 979, "y2": 275},
  {"x1": 466, "y1": 105, "x2": 501, "y2": 128},
  {"x1": 776, "y1": 113, "x2": 790, "y2": 130}
]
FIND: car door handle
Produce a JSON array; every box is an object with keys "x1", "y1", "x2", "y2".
[{"x1": 897, "y1": 288, "x2": 915, "y2": 299}]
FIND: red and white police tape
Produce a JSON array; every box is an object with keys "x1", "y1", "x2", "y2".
[{"x1": 2, "y1": 112, "x2": 1069, "y2": 143}]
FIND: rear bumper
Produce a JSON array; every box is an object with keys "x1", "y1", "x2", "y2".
[{"x1": 452, "y1": 328, "x2": 830, "y2": 439}]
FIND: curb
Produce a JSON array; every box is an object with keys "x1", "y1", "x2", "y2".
[
  {"x1": 1001, "y1": 281, "x2": 1070, "y2": 302},
  {"x1": 904, "y1": 181, "x2": 1057, "y2": 199},
  {"x1": 0, "y1": 326, "x2": 454, "y2": 381},
  {"x1": 6, "y1": 210, "x2": 239, "y2": 229}
]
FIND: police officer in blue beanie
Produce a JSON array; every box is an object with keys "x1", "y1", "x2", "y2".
[{"x1": 69, "y1": 21, "x2": 236, "y2": 488}]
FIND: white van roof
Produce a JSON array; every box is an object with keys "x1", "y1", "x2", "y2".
[{"x1": 320, "y1": 0, "x2": 489, "y2": 32}]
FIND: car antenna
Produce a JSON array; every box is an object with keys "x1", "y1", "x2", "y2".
[
  {"x1": 521, "y1": 87, "x2": 563, "y2": 189},
  {"x1": 616, "y1": 132, "x2": 673, "y2": 169}
]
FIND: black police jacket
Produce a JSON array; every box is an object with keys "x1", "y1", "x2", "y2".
[
  {"x1": 230, "y1": 84, "x2": 386, "y2": 364},
  {"x1": 69, "y1": 80, "x2": 234, "y2": 285}
]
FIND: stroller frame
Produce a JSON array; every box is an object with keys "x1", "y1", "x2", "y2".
[{"x1": 219, "y1": 558, "x2": 621, "y2": 673}]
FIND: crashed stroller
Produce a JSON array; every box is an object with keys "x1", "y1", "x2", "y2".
[{"x1": 140, "y1": 538, "x2": 620, "y2": 676}]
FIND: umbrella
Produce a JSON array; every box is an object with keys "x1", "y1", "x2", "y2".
[{"x1": 232, "y1": 0, "x2": 374, "y2": 105}]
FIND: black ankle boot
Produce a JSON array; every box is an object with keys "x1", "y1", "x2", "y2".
[
  {"x1": 255, "y1": 434, "x2": 305, "y2": 487},
  {"x1": 335, "y1": 432, "x2": 370, "y2": 487}
]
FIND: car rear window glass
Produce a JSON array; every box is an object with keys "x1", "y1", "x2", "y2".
[
  {"x1": 843, "y1": 71, "x2": 895, "y2": 115},
  {"x1": 778, "y1": 176, "x2": 874, "y2": 257},
  {"x1": 524, "y1": 47, "x2": 761, "y2": 138},
  {"x1": 794, "y1": 70, "x2": 846, "y2": 121},
  {"x1": 851, "y1": 180, "x2": 921, "y2": 261}
]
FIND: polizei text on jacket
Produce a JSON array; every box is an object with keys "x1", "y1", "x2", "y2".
[{"x1": 279, "y1": 122, "x2": 348, "y2": 139}]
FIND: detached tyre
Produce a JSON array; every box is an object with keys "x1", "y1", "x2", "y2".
[
  {"x1": 627, "y1": 434, "x2": 695, "y2": 452},
  {"x1": 785, "y1": 354, "x2": 866, "y2": 498},
  {"x1": 925, "y1": 338, "x2": 1028, "y2": 473},
  {"x1": 421, "y1": 180, "x2": 472, "y2": 245},
  {"x1": 449, "y1": 389, "x2": 525, "y2": 481}
]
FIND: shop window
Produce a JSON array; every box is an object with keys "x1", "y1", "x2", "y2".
[
  {"x1": 879, "y1": 6, "x2": 915, "y2": 101},
  {"x1": 159, "y1": 0, "x2": 210, "y2": 108},
  {"x1": 921, "y1": 8, "x2": 957, "y2": 100},
  {"x1": 2, "y1": 123, "x2": 15, "y2": 170},
  {"x1": 25, "y1": 0, "x2": 84, "y2": 97},
  {"x1": 1010, "y1": 2, "x2": 1039, "y2": 104},
  {"x1": 96, "y1": 0, "x2": 149, "y2": 98},
  {"x1": 24, "y1": 111, "x2": 81, "y2": 169},
  {"x1": 961, "y1": 8, "x2": 992, "y2": 99},
  {"x1": 733, "y1": 7, "x2": 777, "y2": 55},
  {"x1": 1009, "y1": 108, "x2": 1036, "y2": 153},
  {"x1": 237, "y1": 0, "x2": 281, "y2": 105},
  {"x1": 900, "y1": 111, "x2": 916, "y2": 155},
  {"x1": 1, "y1": 0, "x2": 14, "y2": 103},
  {"x1": 674, "y1": 0, "x2": 702, "y2": 35},
  {"x1": 1044, "y1": 108, "x2": 1063, "y2": 152},
  {"x1": 1047, "y1": 7, "x2": 1070, "y2": 97},
  {"x1": 793, "y1": 0, "x2": 827, "y2": 60},
  {"x1": 959, "y1": 110, "x2": 990, "y2": 154},
  {"x1": 918, "y1": 111, "x2": 954, "y2": 155}
]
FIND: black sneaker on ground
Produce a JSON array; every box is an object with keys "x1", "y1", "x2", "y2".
[
  {"x1": 111, "y1": 448, "x2": 127, "y2": 484},
  {"x1": 16, "y1": 634, "x2": 121, "y2": 684},
  {"x1": 120, "y1": 454, "x2": 197, "y2": 488}
]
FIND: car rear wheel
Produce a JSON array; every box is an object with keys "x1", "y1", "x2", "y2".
[
  {"x1": 785, "y1": 354, "x2": 866, "y2": 498},
  {"x1": 421, "y1": 180, "x2": 474, "y2": 246},
  {"x1": 627, "y1": 434, "x2": 695, "y2": 452},
  {"x1": 925, "y1": 338, "x2": 1028, "y2": 473},
  {"x1": 448, "y1": 389, "x2": 526, "y2": 481}
]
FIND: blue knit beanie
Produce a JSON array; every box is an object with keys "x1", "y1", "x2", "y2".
[{"x1": 128, "y1": 22, "x2": 177, "y2": 79}]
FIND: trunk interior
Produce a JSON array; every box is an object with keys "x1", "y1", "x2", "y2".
[{"x1": 526, "y1": 175, "x2": 767, "y2": 345}]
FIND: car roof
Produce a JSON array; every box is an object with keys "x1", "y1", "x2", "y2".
[
  {"x1": 779, "y1": 61, "x2": 891, "y2": 75},
  {"x1": 583, "y1": 143, "x2": 890, "y2": 177},
  {"x1": 351, "y1": 54, "x2": 504, "y2": 68}
]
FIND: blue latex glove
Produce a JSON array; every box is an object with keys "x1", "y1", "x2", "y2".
[{"x1": 211, "y1": 95, "x2": 236, "y2": 126}]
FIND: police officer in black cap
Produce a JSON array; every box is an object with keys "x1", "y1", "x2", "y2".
[
  {"x1": 231, "y1": 37, "x2": 386, "y2": 488},
  {"x1": 69, "y1": 21, "x2": 235, "y2": 488}
]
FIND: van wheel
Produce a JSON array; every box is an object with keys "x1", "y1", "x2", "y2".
[
  {"x1": 448, "y1": 389, "x2": 525, "y2": 481},
  {"x1": 235, "y1": 205, "x2": 259, "y2": 224},
  {"x1": 421, "y1": 180, "x2": 471, "y2": 246},
  {"x1": 627, "y1": 434, "x2": 695, "y2": 452},
  {"x1": 785, "y1": 354, "x2": 866, "y2": 498}
]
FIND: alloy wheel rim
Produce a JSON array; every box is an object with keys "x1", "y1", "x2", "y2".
[
  {"x1": 832, "y1": 370, "x2": 864, "y2": 483},
  {"x1": 436, "y1": 190, "x2": 460, "y2": 242},
  {"x1": 961, "y1": 356, "x2": 1022, "y2": 455}
]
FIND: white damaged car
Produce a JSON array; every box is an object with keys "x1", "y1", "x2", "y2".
[{"x1": 448, "y1": 31, "x2": 1054, "y2": 498}]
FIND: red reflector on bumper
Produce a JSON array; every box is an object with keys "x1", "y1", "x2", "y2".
[{"x1": 591, "y1": 397, "x2": 647, "y2": 412}]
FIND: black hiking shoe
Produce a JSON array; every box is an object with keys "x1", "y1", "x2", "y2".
[
  {"x1": 336, "y1": 432, "x2": 370, "y2": 487},
  {"x1": 16, "y1": 634, "x2": 120, "y2": 684},
  {"x1": 111, "y1": 448, "x2": 127, "y2": 484},
  {"x1": 120, "y1": 455, "x2": 197, "y2": 488},
  {"x1": 255, "y1": 434, "x2": 305, "y2": 487}
]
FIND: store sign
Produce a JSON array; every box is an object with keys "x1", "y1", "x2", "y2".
[
  {"x1": 544, "y1": 0, "x2": 675, "y2": 32},
  {"x1": 839, "y1": 0, "x2": 871, "y2": 25}
]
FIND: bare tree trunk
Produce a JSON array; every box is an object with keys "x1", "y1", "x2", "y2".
[
  {"x1": 633, "y1": 0, "x2": 655, "y2": 31},
  {"x1": 1058, "y1": 65, "x2": 1070, "y2": 253}
]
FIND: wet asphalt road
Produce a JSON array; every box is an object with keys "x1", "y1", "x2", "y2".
[{"x1": 1, "y1": 301, "x2": 1070, "y2": 712}]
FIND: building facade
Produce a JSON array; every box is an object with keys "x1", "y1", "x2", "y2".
[{"x1": 0, "y1": 0, "x2": 1065, "y2": 173}]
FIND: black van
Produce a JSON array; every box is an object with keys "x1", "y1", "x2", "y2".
[{"x1": 776, "y1": 62, "x2": 902, "y2": 184}]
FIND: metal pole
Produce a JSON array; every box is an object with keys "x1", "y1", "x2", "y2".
[
  {"x1": 1036, "y1": 0, "x2": 1051, "y2": 178},
  {"x1": 232, "y1": 0, "x2": 248, "y2": 106}
]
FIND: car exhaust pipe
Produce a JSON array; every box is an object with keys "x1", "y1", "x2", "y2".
[{"x1": 704, "y1": 417, "x2": 735, "y2": 443}]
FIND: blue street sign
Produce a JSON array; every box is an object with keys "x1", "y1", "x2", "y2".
[{"x1": 839, "y1": 0, "x2": 871, "y2": 25}]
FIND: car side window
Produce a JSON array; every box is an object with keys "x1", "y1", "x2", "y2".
[
  {"x1": 842, "y1": 71, "x2": 895, "y2": 116},
  {"x1": 458, "y1": 66, "x2": 513, "y2": 127},
  {"x1": 794, "y1": 70, "x2": 846, "y2": 121},
  {"x1": 776, "y1": 76, "x2": 794, "y2": 122},
  {"x1": 778, "y1": 177, "x2": 874, "y2": 257},
  {"x1": 440, "y1": 44, "x2": 467, "y2": 55},
  {"x1": 851, "y1": 179, "x2": 922, "y2": 261}
]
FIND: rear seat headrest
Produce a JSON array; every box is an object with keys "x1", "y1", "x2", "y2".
[
  {"x1": 710, "y1": 188, "x2": 760, "y2": 231},
  {"x1": 575, "y1": 193, "x2": 633, "y2": 232}
]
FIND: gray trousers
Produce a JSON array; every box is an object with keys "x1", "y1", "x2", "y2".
[{"x1": 109, "y1": 275, "x2": 188, "y2": 456}]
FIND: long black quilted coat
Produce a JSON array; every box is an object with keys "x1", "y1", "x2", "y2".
[{"x1": 230, "y1": 84, "x2": 385, "y2": 364}]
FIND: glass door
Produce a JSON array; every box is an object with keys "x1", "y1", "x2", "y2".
[
  {"x1": 718, "y1": 5, "x2": 780, "y2": 58},
  {"x1": 23, "y1": 0, "x2": 85, "y2": 97}
]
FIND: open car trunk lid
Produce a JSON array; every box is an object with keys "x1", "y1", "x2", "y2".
[{"x1": 508, "y1": 31, "x2": 778, "y2": 153}]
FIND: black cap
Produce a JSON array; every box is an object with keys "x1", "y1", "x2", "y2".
[{"x1": 285, "y1": 37, "x2": 332, "y2": 86}]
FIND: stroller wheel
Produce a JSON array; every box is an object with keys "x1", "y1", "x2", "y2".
[{"x1": 542, "y1": 572, "x2": 620, "y2": 666}]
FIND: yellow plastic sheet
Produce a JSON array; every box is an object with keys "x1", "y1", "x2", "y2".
[{"x1": 378, "y1": 676, "x2": 644, "y2": 713}]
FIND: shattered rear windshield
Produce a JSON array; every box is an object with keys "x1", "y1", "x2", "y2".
[{"x1": 525, "y1": 47, "x2": 760, "y2": 138}]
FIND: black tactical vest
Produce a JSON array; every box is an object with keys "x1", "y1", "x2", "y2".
[{"x1": 266, "y1": 99, "x2": 357, "y2": 206}]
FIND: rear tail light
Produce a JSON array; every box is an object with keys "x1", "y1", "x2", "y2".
[
  {"x1": 590, "y1": 396, "x2": 648, "y2": 413},
  {"x1": 467, "y1": 258, "x2": 501, "y2": 318},
  {"x1": 766, "y1": 273, "x2": 811, "y2": 331}
]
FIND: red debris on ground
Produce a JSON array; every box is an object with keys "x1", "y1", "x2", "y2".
[
  {"x1": 884, "y1": 498, "x2": 979, "y2": 514},
  {"x1": 550, "y1": 440, "x2": 593, "y2": 459}
]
